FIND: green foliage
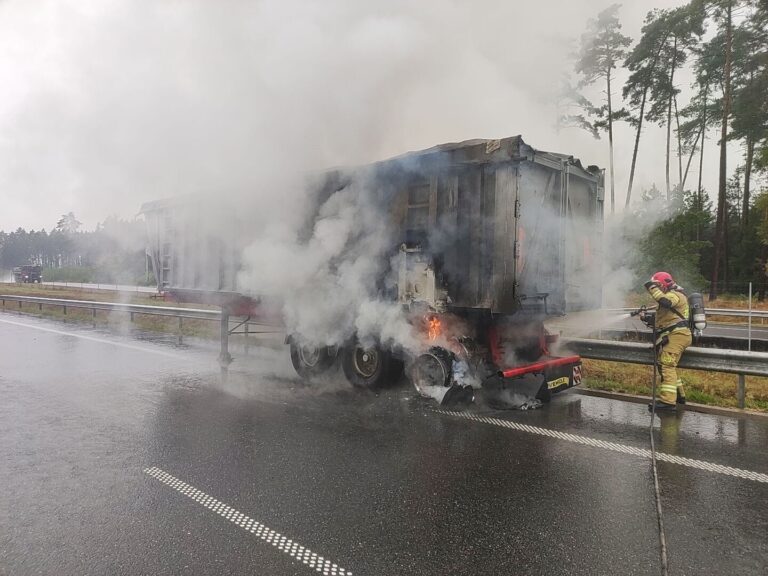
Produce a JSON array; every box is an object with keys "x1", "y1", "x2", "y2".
[
  {"x1": 561, "y1": 4, "x2": 631, "y2": 140},
  {"x1": 575, "y1": 4, "x2": 632, "y2": 85},
  {"x1": 644, "y1": 5, "x2": 704, "y2": 126},
  {"x1": 629, "y1": 186, "x2": 712, "y2": 290}
]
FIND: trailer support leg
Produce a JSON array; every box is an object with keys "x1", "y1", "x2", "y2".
[{"x1": 219, "y1": 309, "x2": 232, "y2": 380}]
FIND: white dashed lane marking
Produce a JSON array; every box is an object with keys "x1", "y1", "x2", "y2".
[
  {"x1": 144, "y1": 467, "x2": 352, "y2": 576},
  {"x1": 437, "y1": 410, "x2": 768, "y2": 484}
]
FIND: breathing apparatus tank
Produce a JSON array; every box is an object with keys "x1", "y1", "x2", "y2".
[{"x1": 688, "y1": 292, "x2": 707, "y2": 336}]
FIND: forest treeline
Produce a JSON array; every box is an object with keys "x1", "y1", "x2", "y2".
[
  {"x1": 563, "y1": 0, "x2": 767, "y2": 299},
  {"x1": 0, "y1": 212, "x2": 151, "y2": 285}
]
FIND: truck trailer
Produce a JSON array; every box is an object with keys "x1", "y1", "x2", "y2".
[{"x1": 141, "y1": 136, "x2": 604, "y2": 407}]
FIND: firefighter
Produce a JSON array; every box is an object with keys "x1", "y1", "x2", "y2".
[{"x1": 644, "y1": 271, "x2": 692, "y2": 411}]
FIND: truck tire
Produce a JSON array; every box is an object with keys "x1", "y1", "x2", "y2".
[
  {"x1": 341, "y1": 342, "x2": 392, "y2": 389},
  {"x1": 289, "y1": 340, "x2": 336, "y2": 379}
]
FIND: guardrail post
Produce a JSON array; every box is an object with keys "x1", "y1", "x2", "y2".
[
  {"x1": 737, "y1": 374, "x2": 746, "y2": 409},
  {"x1": 244, "y1": 322, "x2": 249, "y2": 355},
  {"x1": 18, "y1": 300, "x2": 22, "y2": 310},
  {"x1": 63, "y1": 305, "x2": 67, "y2": 316},
  {"x1": 130, "y1": 312, "x2": 134, "y2": 322},
  {"x1": 92, "y1": 308, "x2": 96, "y2": 327},
  {"x1": 177, "y1": 317, "x2": 183, "y2": 345},
  {"x1": 38, "y1": 303, "x2": 42, "y2": 311},
  {"x1": 219, "y1": 309, "x2": 232, "y2": 379}
]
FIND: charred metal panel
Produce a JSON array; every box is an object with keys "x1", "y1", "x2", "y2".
[
  {"x1": 491, "y1": 165, "x2": 518, "y2": 313},
  {"x1": 515, "y1": 162, "x2": 565, "y2": 313}
]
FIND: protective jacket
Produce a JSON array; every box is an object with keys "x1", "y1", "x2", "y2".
[{"x1": 646, "y1": 285, "x2": 691, "y2": 343}]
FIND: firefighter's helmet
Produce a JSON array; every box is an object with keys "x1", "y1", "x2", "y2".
[{"x1": 651, "y1": 271, "x2": 675, "y2": 292}]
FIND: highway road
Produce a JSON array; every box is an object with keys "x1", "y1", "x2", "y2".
[{"x1": 1, "y1": 313, "x2": 766, "y2": 575}]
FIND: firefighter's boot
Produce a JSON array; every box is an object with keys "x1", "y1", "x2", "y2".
[{"x1": 648, "y1": 400, "x2": 677, "y2": 412}]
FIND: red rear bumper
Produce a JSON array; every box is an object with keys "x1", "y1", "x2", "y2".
[{"x1": 501, "y1": 355, "x2": 581, "y2": 379}]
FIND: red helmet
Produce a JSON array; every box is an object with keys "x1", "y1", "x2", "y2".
[{"x1": 651, "y1": 271, "x2": 675, "y2": 292}]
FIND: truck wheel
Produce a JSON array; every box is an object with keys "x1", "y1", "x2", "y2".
[
  {"x1": 289, "y1": 340, "x2": 336, "y2": 379},
  {"x1": 341, "y1": 342, "x2": 391, "y2": 389}
]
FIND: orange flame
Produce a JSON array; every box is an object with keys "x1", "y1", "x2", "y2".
[{"x1": 428, "y1": 315, "x2": 442, "y2": 341}]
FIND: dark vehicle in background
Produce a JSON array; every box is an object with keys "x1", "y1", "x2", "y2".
[
  {"x1": 13, "y1": 265, "x2": 43, "y2": 283},
  {"x1": 142, "y1": 136, "x2": 604, "y2": 406}
]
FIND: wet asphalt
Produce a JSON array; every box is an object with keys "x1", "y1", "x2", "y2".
[{"x1": 0, "y1": 313, "x2": 767, "y2": 576}]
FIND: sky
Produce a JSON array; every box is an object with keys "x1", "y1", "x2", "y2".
[{"x1": 0, "y1": 0, "x2": 724, "y2": 232}]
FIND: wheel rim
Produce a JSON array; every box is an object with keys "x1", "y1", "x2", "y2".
[
  {"x1": 353, "y1": 347, "x2": 379, "y2": 378},
  {"x1": 412, "y1": 352, "x2": 450, "y2": 397},
  {"x1": 298, "y1": 344, "x2": 321, "y2": 368}
]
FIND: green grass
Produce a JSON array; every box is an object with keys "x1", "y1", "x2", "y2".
[{"x1": 583, "y1": 358, "x2": 768, "y2": 412}]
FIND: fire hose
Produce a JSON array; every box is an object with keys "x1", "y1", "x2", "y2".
[{"x1": 632, "y1": 306, "x2": 669, "y2": 576}]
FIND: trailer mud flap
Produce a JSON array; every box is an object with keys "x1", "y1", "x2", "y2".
[{"x1": 537, "y1": 362, "x2": 582, "y2": 402}]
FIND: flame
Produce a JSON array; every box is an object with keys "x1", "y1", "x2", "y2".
[{"x1": 428, "y1": 315, "x2": 442, "y2": 341}]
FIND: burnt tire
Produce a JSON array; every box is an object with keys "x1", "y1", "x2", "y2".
[
  {"x1": 289, "y1": 340, "x2": 336, "y2": 379},
  {"x1": 341, "y1": 342, "x2": 392, "y2": 389}
]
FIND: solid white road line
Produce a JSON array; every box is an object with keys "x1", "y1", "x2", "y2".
[
  {"x1": 0, "y1": 316, "x2": 186, "y2": 359},
  {"x1": 144, "y1": 467, "x2": 352, "y2": 576},
  {"x1": 437, "y1": 410, "x2": 768, "y2": 484}
]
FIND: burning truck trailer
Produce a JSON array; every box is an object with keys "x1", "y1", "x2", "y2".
[{"x1": 141, "y1": 136, "x2": 604, "y2": 408}]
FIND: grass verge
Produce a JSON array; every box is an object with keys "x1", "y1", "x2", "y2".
[{"x1": 583, "y1": 358, "x2": 768, "y2": 412}]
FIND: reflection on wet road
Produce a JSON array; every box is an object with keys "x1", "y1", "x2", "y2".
[{"x1": 1, "y1": 313, "x2": 766, "y2": 575}]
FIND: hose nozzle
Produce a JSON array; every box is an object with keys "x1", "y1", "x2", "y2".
[{"x1": 630, "y1": 305, "x2": 647, "y2": 317}]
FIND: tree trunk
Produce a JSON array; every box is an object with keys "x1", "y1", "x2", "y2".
[
  {"x1": 625, "y1": 92, "x2": 646, "y2": 208},
  {"x1": 674, "y1": 95, "x2": 684, "y2": 189},
  {"x1": 710, "y1": 3, "x2": 733, "y2": 301},
  {"x1": 723, "y1": 204, "x2": 729, "y2": 291},
  {"x1": 682, "y1": 126, "x2": 701, "y2": 191},
  {"x1": 607, "y1": 67, "x2": 616, "y2": 215},
  {"x1": 743, "y1": 136, "x2": 754, "y2": 227},
  {"x1": 696, "y1": 85, "x2": 708, "y2": 243},
  {"x1": 759, "y1": 244, "x2": 767, "y2": 302},
  {"x1": 625, "y1": 34, "x2": 669, "y2": 207},
  {"x1": 665, "y1": 36, "x2": 678, "y2": 200}
]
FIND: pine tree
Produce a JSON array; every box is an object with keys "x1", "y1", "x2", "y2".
[
  {"x1": 644, "y1": 5, "x2": 704, "y2": 199},
  {"x1": 623, "y1": 9, "x2": 671, "y2": 207},
  {"x1": 569, "y1": 4, "x2": 632, "y2": 215}
]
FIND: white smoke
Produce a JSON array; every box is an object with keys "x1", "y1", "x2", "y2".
[
  {"x1": 238, "y1": 172, "x2": 418, "y2": 350},
  {"x1": 0, "y1": 0, "x2": 704, "y2": 233}
]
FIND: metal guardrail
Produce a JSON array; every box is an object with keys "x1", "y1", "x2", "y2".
[
  {"x1": 607, "y1": 307, "x2": 768, "y2": 319},
  {"x1": 0, "y1": 295, "x2": 219, "y2": 320},
  {"x1": 561, "y1": 337, "x2": 768, "y2": 408},
  {"x1": 561, "y1": 337, "x2": 768, "y2": 376},
  {"x1": 0, "y1": 295, "x2": 284, "y2": 351}
]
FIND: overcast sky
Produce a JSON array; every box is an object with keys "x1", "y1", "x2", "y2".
[{"x1": 0, "y1": 0, "x2": 725, "y2": 232}]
